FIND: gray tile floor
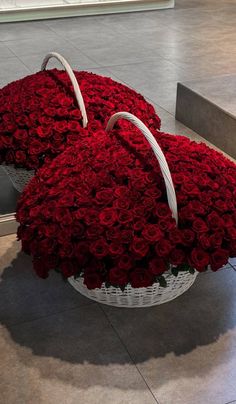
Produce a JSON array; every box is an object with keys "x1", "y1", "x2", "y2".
[{"x1": 1, "y1": 0, "x2": 236, "y2": 403}]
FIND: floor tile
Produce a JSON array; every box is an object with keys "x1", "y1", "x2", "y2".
[
  {"x1": 4, "y1": 35, "x2": 78, "y2": 58},
  {"x1": 0, "y1": 57, "x2": 30, "y2": 87},
  {"x1": 102, "y1": 269, "x2": 236, "y2": 404},
  {"x1": 19, "y1": 51, "x2": 99, "y2": 73},
  {"x1": 0, "y1": 305, "x2": 157, "y2": 404},
  {"x1": 0, "y1": 42, "x2": 15, "y2": 59},
  {"x1": 0, "y1": 235, "x2": 93, "y2": 326},
  {"x1": 229, "y1": 258, "x2": 236, "y2": 269},
  {"x1": 0, "y1": 21, "x2": 56, "y2": 41}
]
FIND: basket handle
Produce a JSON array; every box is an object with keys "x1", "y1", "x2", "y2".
[
  {"x1": 41, "y1": 52, "x2": 88, "y2": 128},
  {"x1": 106, "y1": 112, "x2": 178, "y2": 224}
]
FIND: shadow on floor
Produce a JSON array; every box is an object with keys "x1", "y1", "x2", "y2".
[{"x1": 1, "y1": 238, "x2": 236, "y2": 364}]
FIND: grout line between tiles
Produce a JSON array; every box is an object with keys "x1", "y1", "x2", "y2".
[
  {"x1": 43, "y1": 24, "x2": 102, "y2": 68},
  {"x1": 225, "y1": 401, "x2": 236, "y2": 404},
  {"x1": 1, "y1": 299, "x2": 96, "y2": 329},
  {"x1": 98, "y1": 303, "x2": 161, "y2": 404}
]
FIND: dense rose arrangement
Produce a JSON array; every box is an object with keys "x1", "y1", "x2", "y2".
[
  {"x1": 0, "y1": 69, "x2": 160, "y2": 170},
  {"x1": 16, "y1": 123, "x2": 236, "y2": 289}
]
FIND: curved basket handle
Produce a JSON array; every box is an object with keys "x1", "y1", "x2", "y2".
[
  {"x1": 41, "y1": 52, "x2": 88, "y2": 128},
  {"x1": 106, "y1": 112, "x2": 178, "y2": 224}
]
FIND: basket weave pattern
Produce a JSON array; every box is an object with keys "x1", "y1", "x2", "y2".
[
  {"x1": 68, "y1": 271, "x2": 198, "y2": 308},
  {"x1": 2, "y1": 165, "x2": 34, "y2": 193}
]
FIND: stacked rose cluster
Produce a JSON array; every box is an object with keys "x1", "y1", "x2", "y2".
[
  {"x1": 0, "y1": 69, "x2": 160, "y2": 170},
  {"x1": 16, "y1": 124, "x2": 236, "y2": 289}
]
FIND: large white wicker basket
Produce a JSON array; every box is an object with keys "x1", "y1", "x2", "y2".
[
  {"x1": 2, "y1": 165, "x2": 34, "y2": 193},
  {"x1": 68, "y1": 112, "x2": 198, "y2": 307},
  {"x1": 1, "y1": 52, "x2": 88, "y2": 193},
  {"x1": 68, "y1": 270, "x2": 198, "y2": 308}
]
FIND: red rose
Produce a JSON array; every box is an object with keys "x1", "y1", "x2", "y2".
[
  {"x1": 36, "y1": 126, "x2": 51, "y2": 138},
  {"x1": 198, "y1": 233, "x2": 211, "y2": 249},
  {"x1": 29, "y1": 139, "x2": 44, "y2": 155},
  {"x1": 54, "y1": 208, "x2": 73, "y2": 225},
  {"x1": 15, "y1": 150, "x2": 27, "y2": 164},
  {"x1": 210, "y1": 249, "x2": 229, "y2": 271},
  {"x1": 207, "y1": 211, "x2": 224, "y2": 230},
  {"x1": 33, "y1": 257, "x2": 49, "y2": 278},
  {"x1": 179, "y1": 205, "x2": 196, "y2": 221},
  {"x1": 169, "y1": 228, "x2": 182, "y2": 244},
  {"x1": 133, "y1": 218, "x2": 146, "y2": 232},
  {"x1": 158, "y1": 218, "x2": 176, "y2": 232},
  {"x1": 5, "y1": 150, "x2": 15, "y2": 164},
  {"x1": 120, "y1": 230, "x2": 134, "y2": 243},
  {"x1": 84, "y1": 271, "x2": 103, "y2": 290},
  {"x1": 109, "y1": 267, "x2": 128, "y2": 286},
  {"x1": 86, "y1": 224, "x2": 104, "y2": 239},
  {"x1": 192, "y1": 218, "x2": 209, "y2": 234},
  {"x1": 109, "y1": 242, "x2": 124, "y2": 257},
  {"x1": 83, "y1": 209, "x2": 99, "y2": 225},
  {"x1": 155, "y1": 239, "x2": 172, "y2": 257},
  {"x1": 142, "y1": 224, "x2": 163, "y2": 243},
  {"x1": 209, "y1": 232, "x2": 223, "y2": 248},
  {"x1": 118, "y1": 210, "x2": 133, "y2": 224},
  {"x1": 215, "y1": 199, "x2": 229, "y2": 213},
  {"x1": 170, "y1": 248, "x2": 186, "y2": 266},
  {"x1": 113, "y1": 197, "x2": 130, "y2": 210},
  {"x1": 130, "y1": 268, "x2": 154, "y2": 288},
  {"x1": 14, "y1": 129, "x2": 28, "y2": 142},
  {"x1": 148, "y1": 258, "x2": 166, "y2": 275},
  {"x1": 181, "y1": 229, "x2": 195, "y2": 246},
  {"x1": 60, "y1": 260, "x2": 77, "y2": 277},
  {"x1": 117, "y1": 254, "x2": 133, "y2": 271},
  {"x1": 130, "y1": 237, "x2": 149, "y2": 257},
  {"x1": 99, "y1": 208, "x2": 118, "y2": 227},
  {"x1": 96, "y1": 189, "x2": 114, "y2": 205},
  {"x1": 2, "y1": 135, "x2": 13, "y2": 147},
  {"x1": 189, "y1": 248, "x2": 210, "y2": 272},
  {"x1": 68, "y1": 120, "x2": 82, "y2": 132},
  {"x1": 155, "y1": 203, "x2": 172, "y2": 219},
  {"x1": 133, "y1": 205, "x2": 146, "y2": 217},
  {"x1": 106, "y1": 226, "x2": 121, "y2": 241},
  {"x1": 90, "y1": 238, "x2": 108, "y2": 258},
  {"x1": 58, "y1": 242, "x2": 74, "y2": 258}
]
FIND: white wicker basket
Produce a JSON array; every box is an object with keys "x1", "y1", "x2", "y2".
[
  {"x1": 68, "y1": 112, "x2": 198, "y2": 307},
  {"x1": 1, "y1": 165, "x2": 34, "y2": 193},
  {"x1": 2, "y1": 52, "x2": 88, "y2": 193},
  {"x1": 68, "y1": 271, "x2": 198, "y2": 308}
]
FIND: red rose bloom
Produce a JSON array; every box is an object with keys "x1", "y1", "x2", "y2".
[
  {"x1": 130, "y1": 268, "x2": 154, "y2": 288},
  {"x1": 99, "y1": 208, "x2": 118, "y2": 227},
  {"x1": 142, "y1": 224, "x2": 163, "y2": 243},
  {"x1": 148, "y1": 258, "x2": 166, "y2": 275},
  {"x1": 109, "y1": 267, "x2": 128, "y2": 286},
  {"x1": 189, "y1": 248, "x2": 210, "y2": 272},
  {"x1": 210, "y1": 249, "x2": 229, "y2": 271},
  {"x1": 155, "y1": 239, "x2": 172, "y2": 257},
  {"x1": 90, "y1": 238, "x2": 109, "y2": 258},
  {"x1": 130, "y1": 237, "x2": 149, "y2": 257}
]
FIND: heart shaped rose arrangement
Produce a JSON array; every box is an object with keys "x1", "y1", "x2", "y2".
[{"x1": 16, "y1": 112, "x2": 236, "y2": 295}]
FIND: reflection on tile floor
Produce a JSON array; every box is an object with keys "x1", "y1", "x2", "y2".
[{"x1": 0, "y1": 0, "x2": 236, "y2": 402}]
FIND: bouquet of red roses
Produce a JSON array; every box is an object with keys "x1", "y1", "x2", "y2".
[
  {"x1": 16, "y1": 112, "x2": 236, "y2": 291},
  {"x1": 0, "y1": 53, "x2": 160, "y2": 171}
]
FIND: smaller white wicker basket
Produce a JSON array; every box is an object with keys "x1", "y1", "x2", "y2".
[
  {"x1": 68, "y1": 271, "x2": 198, "y2": 308},
  {"x1": 2, "y1": 165, "x2": 34, "y2": 193},
  {"x1": 1, "y1": 52, "x2": 88, "y2": 193}
]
